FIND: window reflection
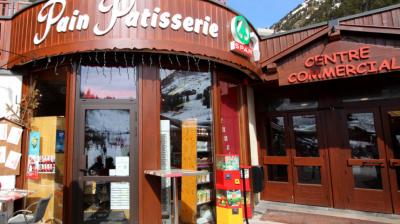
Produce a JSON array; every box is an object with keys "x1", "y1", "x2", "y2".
[
  {"x1": 160, "y1": 69, "x2": 214, "y2": 223},
  {"x1": 267, "y1": 117, "x2": 286, "y2": 156},
  {"x1": 85, "y1": 110, "x2": 130, "y2": 177},
  {"x1": 267, "y1": 165, "x2": 288, "y2": 182},
  {"x1": 80, "y1": 66, "x2": 137, "y2": 100},
  {"x1": 347, "y1": 113, "x2": 379, "y2": 159},
  {"x1": 293, "y1": 115, "x2": 319, "y2": 157},
  {"x1": 352, "y1": 166, "x2": 383, "y2": 189},
  {"x1": 297, "y1": 166, "x2": 321, "y2": 184}
]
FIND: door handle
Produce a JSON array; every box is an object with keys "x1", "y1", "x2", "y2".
[
  {"x1": 80, "y1": 169, "x2": 89, "y2": 175},
  {"x1": 361, "y1": 161, "x2": 384, "y2": 167},
  {"x1": 347, "y1": 159, "x2": 385, "y2": 167},
  {"x1": 389, "y1": 159, "x2": 400, "y2": 167}
]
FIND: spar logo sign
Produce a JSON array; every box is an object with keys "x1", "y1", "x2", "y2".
[{"x1": 230, "y1": 16, "x2": 260, "y2": 62}]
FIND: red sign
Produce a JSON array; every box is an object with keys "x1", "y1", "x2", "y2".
[
  {"x1": 230, "y1": 41, "x2": 253, "y2": 58},
  {"x1": 287, "y1": 46, "x2": 400, "y2": 84}
]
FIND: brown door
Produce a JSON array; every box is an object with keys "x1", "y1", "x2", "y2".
[
  {"x1": 260, "y1": 112, "x2": 331, "y2": 206},
  {"x1": 340, "y1": 108, "x2": 392, "y2": 213},
  {"x1": 260, "y1": 114, "x2": 294, "y2": 203},
  {"x1": 289, "y1": 112, "x2": 331, "y2": 206},
  {"x1": 381, "y1": 107, "x2": 400, "y2": 214}
]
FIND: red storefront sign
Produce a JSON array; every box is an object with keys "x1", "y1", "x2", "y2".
[
  {"x1": 230, "y1": 41, "x2": 254, "y2": 59},
  {"x1": 280, "y1": 44, "x2": 400, "y2": 85}
]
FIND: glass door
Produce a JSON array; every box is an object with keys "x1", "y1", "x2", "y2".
[
  {"x1": 341, "y1": 108, "x2": 392, "y2": 213},
  {"x1": 381, "y1": 107, "x2": 400, "y2": 214},
  {"x1": 75, "y1": 105, "x2": 137, "y2": 224},
  {"x1": 73, "y1": 64, "x2": 138, "y2": 223}
]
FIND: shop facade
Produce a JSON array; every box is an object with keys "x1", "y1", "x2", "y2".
[
  {"x1": 1, "y1": 0, "x2": 400, "y2": 223},
  {"x1": 0, "y1": 0, "x2": 260, "y2": 223},
  {"x1": 256, "y1": 4, "x2": 400, "y2": 215}
]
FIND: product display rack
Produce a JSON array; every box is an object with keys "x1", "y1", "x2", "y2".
[
  {"x1": 180, "y1": 120, "x2": 215, "y2": 224},
  {"x1": 196, "y1": 126, "x2": 215, "y2": 224}
]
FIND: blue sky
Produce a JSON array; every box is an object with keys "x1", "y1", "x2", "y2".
[{"x1": 227, "y1": 0, "x2": 304, "y2": 28}]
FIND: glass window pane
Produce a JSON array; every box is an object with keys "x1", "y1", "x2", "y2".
[
  {"x1": 80, "y1": 66, "x2": 137, "y2": 100},
  {"x1": 85, "y1": 110, "x2": 130, "y2": 177},
  {"x1": 293, "y1": 115, "x2": 319, "y2": 157},
  {"x1": 347, "y1": 113, "x2": 379, "y2": 159},
  {"x1": 160, "y1": 69, "x2": 214, "y2": 223},
  {"x1": 267, "y1": 117, "x2": 286, "y2": 156},
  {"x1": 297, "y1": 166, "x2": 321, "y2": 184},
  {"x1": 352, "y1": 166, "x2": 383, "y2": 189},
  {"x1": 84, "y1": 181, "x2": 130, "y2": 223},
  {"x1": 267, "y1": 165, "x2": 288, "y2": 182}
]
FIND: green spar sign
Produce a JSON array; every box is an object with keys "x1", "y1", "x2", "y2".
[{"x1": 231, "y1": 16, "x2": 251, "y2": 45}]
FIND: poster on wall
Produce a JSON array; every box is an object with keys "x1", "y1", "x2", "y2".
[
  {"x1": 115, "y1": 157, "x2": 129, "y2": 176},
  {"x1": 110, "y1": 182, "x2": 130, "y2": 210},
  {"x1": 55, "y1": 130, "x2": 65, "y2": 153},
  {"x1": 5, "y1": 151, "x2": 21, "y2": 170},
  {"x1": 29, "y1": 131, "x2": 40, "y2": 155},
  {"x1": 27, "y1": 131, "x2": 41, "y2": 180},
  {"x1": 6, "y1": 127, "x2": 22, "y2": 145},
  {"x1": 39, "y1": 155, "x2": 56, "y2": 173},
  {"x1": 27, "y1": 156, "x2": 40, "y2": 180}
]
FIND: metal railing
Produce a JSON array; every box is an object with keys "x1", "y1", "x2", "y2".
[{"x1": 0, "y1": 0, "x2": 31, "y2": 17}]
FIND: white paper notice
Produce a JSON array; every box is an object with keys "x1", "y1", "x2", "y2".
[
  {"x1": 7, "y1": 127, "x2": 22, "y2": 145},
  {"x1": 115, "y1": 156, "x2": 129, "y2": 176},
  {"x1": 110, "y1": 182, "x2": 130, "y2": 210},
  {"x1": 0, "y1": 146, "x2": 6, "y2": 163},
  {"x1": 5, "y1": 150, "x2": 21, "y2": 170},
  {"x1": 0, "y1": 124, "x2": 7, "y2": 140}
]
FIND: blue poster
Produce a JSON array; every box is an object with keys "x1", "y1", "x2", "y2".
[
  {"x1": 28, "y1": 131, "x2": 40, "y2": 156},
  {"x1": 56, "y1": 130, "x2": 65, "y2": 153}
]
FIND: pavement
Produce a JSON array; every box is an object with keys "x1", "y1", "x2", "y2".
[{"x1": 248, "y1": 201, "x2": 400, "y2": 224}]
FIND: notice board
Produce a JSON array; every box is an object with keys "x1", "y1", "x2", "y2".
[{"x1": 0, "y1": 118, "x2": 24, "y2": 176}]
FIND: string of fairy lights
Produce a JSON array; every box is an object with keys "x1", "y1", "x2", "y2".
[
  {"x1": 0, "y1": 48, "x2": 216, "y2": 79},
  {"x1": 14, "y1": 52, "x2": 216, "y2": 85}
]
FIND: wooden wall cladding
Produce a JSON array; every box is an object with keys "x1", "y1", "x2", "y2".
[
  {"x1": 260, "y1": 25, "x2": 327, "y2": 62},
  {"x1": 5, "y1": 0, "x2": 260, "y2": 75},
  {"x1": 340, "y1": 7, "x2": 400, "y2": 28}
]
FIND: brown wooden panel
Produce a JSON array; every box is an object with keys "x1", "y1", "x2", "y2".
[
  {"x1": 293, "y1": 157, "x2": 324, "y2": 166},
  {"x1": 3, "y1": 0, "x2": 260, "y2": 76},
  {"x1": 264, "y1": 156, "x2": 290, "y2": 165},
  {"x1": 139, "y1": 63, "x2": 161, "y2": 224}
]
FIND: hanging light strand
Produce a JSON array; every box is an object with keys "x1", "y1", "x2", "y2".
[{"x1": 54, "y1": 56, "x2": 59, "y2": 75}]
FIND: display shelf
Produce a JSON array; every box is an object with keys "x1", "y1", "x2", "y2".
[
  {"x1": 197, "y1": 200, "x2": 213, "y2": 206},
  {"x1": 197, "y1": 181, "x2": 211, "y2": 185},
  {"x1": 181, "y1": 120, "x2": 215, "y2": 223}
]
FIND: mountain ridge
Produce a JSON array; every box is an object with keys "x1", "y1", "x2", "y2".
[{"x1": 270, "y1": 0, "x2": 400, "y2": 32}]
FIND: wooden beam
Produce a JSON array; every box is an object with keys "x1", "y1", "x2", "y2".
[{"x1": 338, "y1": 24, "x2": 400, "y2": 36}]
